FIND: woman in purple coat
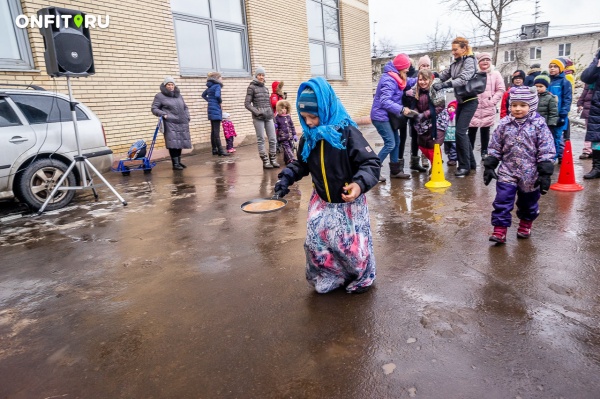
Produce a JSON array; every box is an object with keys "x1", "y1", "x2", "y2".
[{"x1": 370, "y1": 54, "x2": 417, "y2": 181}]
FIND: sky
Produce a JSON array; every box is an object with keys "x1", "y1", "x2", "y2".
[{"x1": 368, "y1": 0, "x2": 599, "y2": 54}]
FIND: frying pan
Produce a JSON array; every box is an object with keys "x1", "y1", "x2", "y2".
[{"x1": 241, "y1": 191, "x2": 287, "y2": 214}]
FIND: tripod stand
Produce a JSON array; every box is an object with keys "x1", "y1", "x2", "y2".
[{"x1": 36, "y1": 76, "x2": 127, "y2": 215}]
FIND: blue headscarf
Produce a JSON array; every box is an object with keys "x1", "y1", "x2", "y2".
[{"x1": 296, "y1": 77, "x2": 357, "y2": 162}]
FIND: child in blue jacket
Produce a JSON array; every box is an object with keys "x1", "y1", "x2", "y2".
[{"x1": 547, "y1": 58, "x2": 573, "y2": 161}]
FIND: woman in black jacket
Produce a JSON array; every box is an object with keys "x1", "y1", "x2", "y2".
[
  {"x1": 244, "y1": 67, "x2": 279, "y2": 169},
  {"x1": 433, "y1": 37, "x2": 478, "y2": 177}
]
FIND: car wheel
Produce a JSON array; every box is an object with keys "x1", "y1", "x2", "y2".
[{"x1": 16, "y1": 159, "x2": 76, "y2": 211}]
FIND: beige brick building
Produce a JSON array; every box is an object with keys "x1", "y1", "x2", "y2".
[{"x1": 1, "y1": 0, "x2": 372, "y2": 157}]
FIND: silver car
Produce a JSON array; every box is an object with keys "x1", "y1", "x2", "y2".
[{"x1": 0, "y1": 86, "x2": 113, "y2": 211}]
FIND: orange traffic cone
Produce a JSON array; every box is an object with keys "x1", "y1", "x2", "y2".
[
  {"x1": 425, "y1": 144, "x2": 451, "y2": 189},
  {"x1": 550, "y1": 140, "x2": 583, "y2": 192}
]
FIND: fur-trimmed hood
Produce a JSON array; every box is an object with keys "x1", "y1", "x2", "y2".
[
  {"x1": 206, "y1": 78, "x2": 223, "y2": 88},
  {"x1": 160, "y1": 84, "x2": 180, "y2": 97},
  {"x1": 272, "y1": 81, "x2": 284, "y2": 96},
  {"x1": 276, "y1": 99, "x2": 291, "y2": 114},
  {"x1": 527, "y1": 67, "x2": 541, "y2": 75}
]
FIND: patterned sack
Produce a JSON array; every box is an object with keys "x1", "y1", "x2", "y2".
[
  {"x1": 127, "y1": 139, "x2": 147, "y2": 159},
  {"x1": 445, "y1": 126, "x2": 456, "y2": 142}
]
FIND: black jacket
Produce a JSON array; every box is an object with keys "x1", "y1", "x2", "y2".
[
  {"x1": 244, "y1": 79, "x2": 274, "y2": 121},
  {"x1": 283, "y1": 126, "x2": 381, "y2": 203},
  {"x1": 581, "y1": 50, "x2": 600, "y2": 143}
]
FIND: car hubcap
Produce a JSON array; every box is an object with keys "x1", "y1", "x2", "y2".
[{"x1": 30, "y1": 167, "x2": 68, "y2": 203}]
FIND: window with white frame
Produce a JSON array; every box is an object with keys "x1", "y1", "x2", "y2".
[
  {"x1": 504, "y1": 50, "x2": 516, "y2": 62},
  {"x1": 558, "y1": 43, "x2": 571, "y2": 57},
  {"x1": 529, "y1": 46, "x2": 541, "y2": 60},
  {"x1": 171, "y1": 0, "x2": 250, "y2": 76},
  {"x1": 306, "y1": 0, "x2": 342, "y2": 79},
  {"x1": 0, "y1": 0, "x2": 34, "y2": 70}
]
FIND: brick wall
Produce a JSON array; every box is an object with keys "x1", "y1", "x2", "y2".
[{"x1": 1, "y1": 0, "x2": 373, "y2": 156}]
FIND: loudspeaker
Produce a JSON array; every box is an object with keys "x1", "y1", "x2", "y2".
[{"x1": 37, "y1": 7, "x2": 95, "y2": 77}]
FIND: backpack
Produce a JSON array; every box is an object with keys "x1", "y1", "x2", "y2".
[{"x1": 127, "y1": 140, "x2": 147, "y2": 159}]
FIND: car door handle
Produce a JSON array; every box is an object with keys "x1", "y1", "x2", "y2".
[{"x1": 9, "y1": 136, "x2": 29, "y2": 144}]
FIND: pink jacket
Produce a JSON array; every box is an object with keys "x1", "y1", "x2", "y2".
[{"x1": 470, "y1": 68, "x2": 506, "y2": 128}]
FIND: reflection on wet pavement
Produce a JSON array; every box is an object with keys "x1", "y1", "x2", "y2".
[{"x1": 1, "y1": 126, "x2": 600, "y2": 398}]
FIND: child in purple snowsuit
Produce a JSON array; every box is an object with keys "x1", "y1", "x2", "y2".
[
  {"x1": 222, "y1": 112, "x2": 237, "y2": 153},
  {"x1": 274, "y1": 100, "x2": 298, "y2": 164},
  {"x1": 483, "y1": 86, "x2": 556, "y2": 244}
]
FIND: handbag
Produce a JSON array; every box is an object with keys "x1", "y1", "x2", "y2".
[{"x1": 454, "y1": 57, "x2": 488, "y2": 98}]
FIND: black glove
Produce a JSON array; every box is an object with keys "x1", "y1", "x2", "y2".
[
  {"x1": 534, "y1": 174, "x2": 551, "y2": 194},
  {"x1": 534, "y1": 161, "x2": 554, "y2": 195},
  {"x1": 432, "y1": 82, "x2": 444, "y2": 91},
  {"x1": 274, "y1": 169, "x2": 295, "y2": 198},
  {"x1": 555, "y1": 117, "x2": 566, "y2": 127},
  {"x1": 483, "y1": 156, "x2": 500, "y2": 186},
  {"x1": 283, "y1": 92, "x2": 288, "y2": 99}
]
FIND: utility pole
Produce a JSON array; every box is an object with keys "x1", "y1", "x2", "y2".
[
  {"x1": 533, "y1": 0, "x2": 541, "y2": 38},
  {"x1": 372, "y1": 21, "x2": 378, "y2": 57}
]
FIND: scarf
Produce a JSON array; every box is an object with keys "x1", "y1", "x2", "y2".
[
  {"x1": 387, "y1": 71, "x2": 407, "y2": 90},
  {"x1": 296, "y1": 77, "x2": 357, "y2": 162},
  {"x1": 448, "y1": 111, "x2": 455, "y2": 121}
]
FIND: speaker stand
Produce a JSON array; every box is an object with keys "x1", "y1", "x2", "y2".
[{"x1": 36, "y1": 76, "x2": 127, "y2": 215}]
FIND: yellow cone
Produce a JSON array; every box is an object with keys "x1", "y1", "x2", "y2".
[{"x1": 425, "y1": 143, "x2": 451, "y2": 189}]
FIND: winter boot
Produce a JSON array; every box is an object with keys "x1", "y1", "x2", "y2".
[
  {"x1": 389, "y1": 160, "x2": 411, "y2": 179},
  {"x1": 260, "y1": 154, "x2": 273, "y2": 169},
  {"x1": 489, "y1": 226, "x2": 507, "y2": 244},
  {"x1": 269, "y1": 154, "x2": 281, "y2": 168},
  {"x1": 421, "y1": 154, "x2": 430, "y2": 168},
  {"x1": 410, "y1": 156, "x2": 427, "y2": 172},
  {"x1": 171, "y1": 157, "x2": 184, "y2": 170},
  {"x1": 178, "y1": 157, "x2": 187, "y2": 168},
  {"x1": 583, "y1": 150, "x2": 600, "y2": 179},
  {"x1": 517, "y1": 220, "x2": 533, "y2": 239}
]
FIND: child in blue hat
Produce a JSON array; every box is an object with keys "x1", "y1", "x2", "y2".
[{"x1": 274, "y1": 77, "x2": 381, "y2": 294}]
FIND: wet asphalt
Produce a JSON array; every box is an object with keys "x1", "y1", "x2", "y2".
[{"x1": 1, "y1": 125, "x2": 599, "y2": 399}]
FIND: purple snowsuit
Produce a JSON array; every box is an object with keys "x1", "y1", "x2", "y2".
[
  {"x1": 275, "y1": 114, "x2": 297, "y2": 164},
  {"x1": 487, "y1": 113, "x2": 555, "y2": 227}
]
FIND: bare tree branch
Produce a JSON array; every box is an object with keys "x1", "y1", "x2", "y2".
[{"x1": 442, "y1": 0, "x2": 526, "y2": 64}]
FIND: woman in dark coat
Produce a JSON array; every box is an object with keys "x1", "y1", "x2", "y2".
[
  {"x1": 151, "y1": 77, "x2": 191, "y2": 170},
  {"x1": 577, "y1": 83, "x2": 594, "y2": 159},
  {"x1": 581, "y1": 49, "x2": 600, "y2": 179},
  {"x1": 245, "y1": 67, "x2": 279, "y2": 169},
  {"x1": 202, "y1": 72, "x2": 229, "y2": 156},
  {"x1": 433, "y1": 37, "x2": 478, "y2": 177}
]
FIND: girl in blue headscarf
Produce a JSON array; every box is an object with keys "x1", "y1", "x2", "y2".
[{"x1": 274, "y1": 77, "x2": 381, "y2": 294}]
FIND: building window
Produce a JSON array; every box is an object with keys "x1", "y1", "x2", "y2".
[
  {"x1": 558, "y1": 43, "x2": 571, "y2": 57},
  {"x1": 0, "y1": 0, "x2": 35, "y2": 70},
  {"x1": 171, "y1": 0, "x2": 250, "y2": 76},
  {"x1": 529, "y1": 46, "x2": 541, "y2": 60},
  {"x1": 504, "y1": 50, "x2": 516, "y2": 63},
  {"x1": 307, "y1": 0, "x2": 342, "y2": 79}
]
